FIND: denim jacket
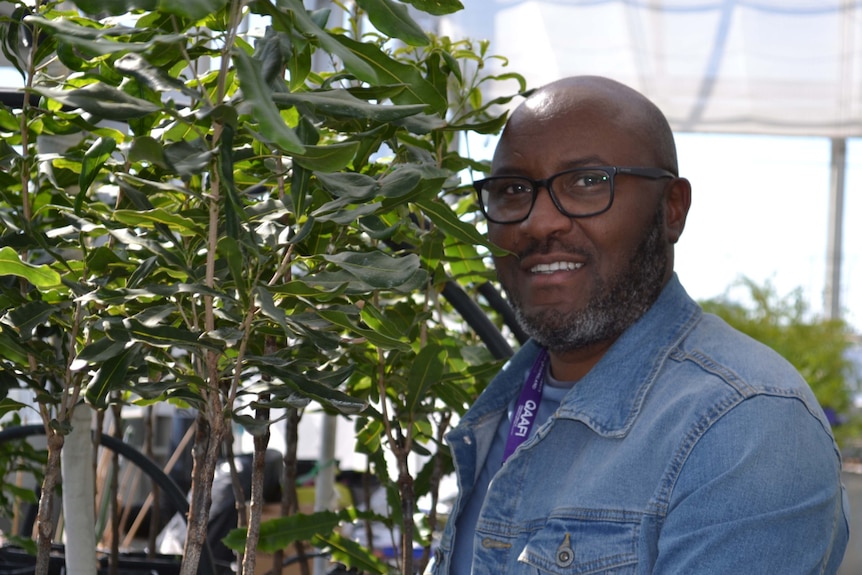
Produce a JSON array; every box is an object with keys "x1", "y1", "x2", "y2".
[{"x1": 431, "y1": 275, "x2": 849, "y2": 574}]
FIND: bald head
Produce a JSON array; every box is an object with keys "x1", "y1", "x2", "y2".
[{"x1": 499, "y1": 76, "x2": 680, "y2": 175}]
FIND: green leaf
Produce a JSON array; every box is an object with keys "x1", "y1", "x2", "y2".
[
  {"x1": 378, "y1": 163, "x2": 448, "y2": 200},
  {"x1": 292, "y1": 142, "x2": 360, "y2": 172},
  {"x1": 315, "y1": 172, "x2": 380, "y2": 200},
  {"x1": 271, "y1": 89, "x2": 426, "y2": 121},
  {"x1": 157, "y1": 0, "x2": 229, "y2": 21},
  {"x1": 78, "y1": 137, "x2": 116, "y2": 198},
  {"x1": 405, "y1": 343, "x2": 447, "y2": 413},
  {"x1": 33, "y1": 84, "x2": 160, "y2": 121},
  {"x1": 415, "y1": 199, "x2": 505, "y2": 254},
  {"x1": 259, "y1": 0, "x2": 377, "y2": 82},
  {"x1": 115, "y1": 52, "x2": 200, "y2": 99},
  {"x1": 85, "y1": 344, "x2": 140, "y2": 408},
  {"x1": 0, "y1": 328, "x2": 30, "y2": 366},
  {"x1": 356, "y1": 0, "x2": 429, "y2": 46},
  {"x1": 401, "y1": 0, "x2": 464, "y2": 16},
  {"x1": 0, "y1": 398, "x2": 30, "y2": 419},
  {"x1": 72, "y1": 0, "x2": 158, "y2": 16},
  {"x1": 223, "y1": 510, "x2": 340, "y2": 552},
  {"x1": 0, "y1": 247, "x2": 61, "y2": 287},
  {"x1": 311, "y1": 531, "x2": 389, "y2": 575},
  {"x1": 332, "y1": 33, "x2": 447, "y2": 113},
  {"x1": 233, "y1": 48, "x2": 305, "y2": 154},
  {"x1": 113, "y1": 209, "x2": 204, "y2": 236},
  {"x1": 128, "y1": 136, "x2": 168, "y2": 168},
  {"x1": 78, "y1": 338, "x2": 132, "y2": 363},
  {"x1": 323, "y1": 251, "x2": 420, "y2": 290},
  {"x1": 315, "y1": 309, "x2": 410, "y2": 351},
  {"x1": 107, "y1": 318, "x2": 214, "y2": 350}
]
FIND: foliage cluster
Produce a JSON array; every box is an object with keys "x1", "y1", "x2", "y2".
[
  {"x1": 0, "y1": 0, "x2": 524, "y2": 573},
  {"x1": 701, "y1": 278, "x2": 861, "y2": 443}
]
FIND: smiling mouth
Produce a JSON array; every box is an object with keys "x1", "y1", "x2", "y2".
[{"x1": 529, "y1": 261, "x2": 584, "y2": 274}]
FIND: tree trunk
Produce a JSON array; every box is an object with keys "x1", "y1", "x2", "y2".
[
  {"x1": 61, "y1": 403, "x2": 97, "y2": 575},
  {"x1": 241, "y1": 400, "x2": 270, "y2": 575},
  {"x1": 179, "y1": 409, "x2": 225, "y2": 575},
  {"x1": 35, "y1": 430, "x2": 64, "y2": 575}
]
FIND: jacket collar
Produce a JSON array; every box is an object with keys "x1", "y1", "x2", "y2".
[
  {"x1": 554, "y1": 274, "x2": 701, "y2": 437},
  {"x1": 459, "y1": 274, "x2": 701, "y2": 438}
]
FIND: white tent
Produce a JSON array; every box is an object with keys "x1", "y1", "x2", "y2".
[{"x1": 441, "y1": 0, "x2": 862, "y2": 138}]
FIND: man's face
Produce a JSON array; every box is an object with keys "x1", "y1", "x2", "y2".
[{"x1": 487, "y1": 98, "x2": 672, "y2": 353}]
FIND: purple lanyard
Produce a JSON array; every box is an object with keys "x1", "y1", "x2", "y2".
[{"x1": 502, "y1": 348, "x2": 549, "y2": 464}]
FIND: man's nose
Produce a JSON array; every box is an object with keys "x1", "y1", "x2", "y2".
[{"x1": 521, "y1": 186, "x2": 572, "y2": 235}]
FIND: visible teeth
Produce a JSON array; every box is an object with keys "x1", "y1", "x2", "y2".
[{"x1": 531, "y1": 261, "x2": 583, "y2": 274}]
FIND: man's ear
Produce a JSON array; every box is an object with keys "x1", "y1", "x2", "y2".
[{"x1": 664, "y1": 177, "x2": 691, "y2": 244}]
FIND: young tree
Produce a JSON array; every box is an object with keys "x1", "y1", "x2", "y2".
[{"x1": 0, "y1": 1, "x2": 524, "y2": 573}]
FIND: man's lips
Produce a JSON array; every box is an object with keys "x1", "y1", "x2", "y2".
[{"x1": 528, "y1": 260, "x2": 584, "y2": 274}]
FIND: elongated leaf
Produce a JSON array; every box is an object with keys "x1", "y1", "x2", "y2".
[
  {"x1": 271, "y1": 89, "x2": 426, "y2": 121},
  {"x1": 0, "y1": 328, "x2": 30, "y2": 366},
  {"x1": 332, "y1": 33, "x2": 447, "y2": 112},
  {"x1": 72, "y1": 0, "x2": 157, "y2": 16},
  {"x1": 0, "y1": 398, "x2": 30, "y2": 419},
  {"x1": 378, "y1": 163, "x2": 448, "y2": 199},
  {"x1": 315, "y1": 309, "x2": 410, "y2": 351},
  {"x1": 81, "y1": 283, "x2": 233, "y2": 305},
  {"x1": 108, "y1": 318, "x2": 215, "y2": 350},
  {"x1": 78, "y1": 137, "x2": 116, "y2": 199},
  {"x1": 415, "y1": 198, "x2": 505, "y2": 254},
  {"x1": 252, "y1": 360, "x2": 367, "y2": 413},
  {"x1": 267, "y1": 280, "x2": 347, "y2": 300},
  {"x1": 223, "y1": 511, "x2": 340, "y2": 552},
  {"x1": 360, "y1": 303, "x2": 409, "y2": 342},
  {"x1": 114, "y1": 53, "x2": 200, "y2": 99},
  {"x1": 311, "y1": 531, "x2": 389, "y2": 575},
  {"x1": 292, "y1": 142, "x2": 360, "y2": 172},
  {"x1": 77, "y1": 337, "x2": 134, "y2": 363},
  {"x1": 405, "y1": 343, "x2": 447, "y2": 413},
  {"x1": 113, "y1": 209, "x2": 204, "y2": 236},
  {"x1": 315, "y1": 172, "x2": 379, "y2": 200},
  {"x1": 255, "y1": 285, "x2": 292, "y2": 337},
  {"x1": 233, "y1": 49, "x2": 305, "y2": 154},
  {"x1": 157, "y1": 0, "x2": 228, "y2": 21},
  {"x1": 402, "y1": 0, "x2": 464, "y2": 16},
  {"x1": 0, "y1": 247, "x2": 61, "y2": 287},
  {"x1": 33, "y1": 84, "x2": 160, "y2": 120},
  {"x1": 356, "y1": 0, "x2": 429, "y2": 46},
  {"x1": 85, "y1": 344, "x2": 140, "y2": 408},
  {"x1": 323, "y1": 251, "x2": 420, "y2": 289},
  {"x1": 265, "y1": 0, "x2": 377, "y2": 83}
]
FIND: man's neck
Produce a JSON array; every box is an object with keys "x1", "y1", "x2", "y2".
[{"x1": 548, "y1": 338, "x2": 617, "y2": 382}]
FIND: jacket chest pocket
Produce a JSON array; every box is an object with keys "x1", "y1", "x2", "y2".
[{"x1": 516, "y1": 514, "x2": 640, "y2": 574}]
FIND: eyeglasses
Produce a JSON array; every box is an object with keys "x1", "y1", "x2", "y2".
[{"x1": 473, "y1": 166, "x2": 676, "y2": 224}]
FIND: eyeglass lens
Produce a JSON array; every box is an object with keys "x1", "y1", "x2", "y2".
[{"x1": 479, "y1": 169, "x2": 612, "y2": 222}]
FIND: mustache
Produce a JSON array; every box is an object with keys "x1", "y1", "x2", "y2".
[{"x1": 511, "y1": 238, "x2": 592, "y2": 262}]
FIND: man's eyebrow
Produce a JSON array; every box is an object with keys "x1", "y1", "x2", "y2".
[
  {"x1": 558, "y1": 155, "x2": 609, "y2": 169},
  {"x1": 490, "y1": 156, "x2": 610, "y2": 176}
]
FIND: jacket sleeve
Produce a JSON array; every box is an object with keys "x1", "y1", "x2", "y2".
[{"x1": 654, "y1": 394, "x2": 849, "y2": 574}]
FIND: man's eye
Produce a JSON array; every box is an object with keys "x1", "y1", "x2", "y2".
[
  {"x1": 502, "y1": 182, "x2": 532, "y2": 195},
  {"x1": 486, "y1": 179, "x2": 532, "y2": 196},
  {"x1": 573, "y1": 173, "x2": 607, "y2": 187}
]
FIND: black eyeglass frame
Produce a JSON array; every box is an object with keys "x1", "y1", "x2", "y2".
[{"x1": 473, "y1": 166, "x2": 677, "y2": 224}]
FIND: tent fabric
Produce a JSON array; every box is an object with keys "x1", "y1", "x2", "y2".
[{"x1": 441, "y1": 0, "x2": 862, "y2": 137}]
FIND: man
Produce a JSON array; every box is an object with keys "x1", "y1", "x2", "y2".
[{"x1": 430, "y1": 76, "x2": 849, "y2": 574}]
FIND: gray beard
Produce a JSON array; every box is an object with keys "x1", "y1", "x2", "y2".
[{"x1": 508, "y1": 207, "x2": 668, "y2": 353}]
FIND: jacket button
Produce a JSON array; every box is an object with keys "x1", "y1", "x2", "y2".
[{"x1": 556, "y1": 533, "x2": 574, "y2": 568}]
